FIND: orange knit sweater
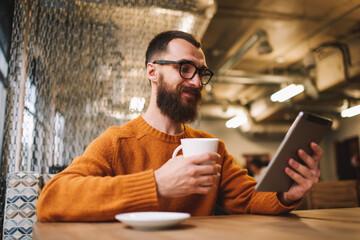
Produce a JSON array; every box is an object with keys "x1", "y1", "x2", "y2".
[{"x1": 37, "y1": 116, "x2": 295, "y2": 221}]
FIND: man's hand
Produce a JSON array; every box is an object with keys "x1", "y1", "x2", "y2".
[
  {"x1": 278, "y1": 142, "x2": 323, "y2": 206},
  {"x1": 154, "y1": 152, "x2": 221, "y2": 198}
]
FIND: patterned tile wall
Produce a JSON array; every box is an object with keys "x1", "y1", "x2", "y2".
[
  {"x1": 2, "y1": 172, "x2": 41, "y2": 240},
  {"x1": 0, "y1": 177, "x2": 6, "y2": 240}
]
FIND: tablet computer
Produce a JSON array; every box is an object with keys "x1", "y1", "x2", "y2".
[{"x1": 254, "y1": 111, "x2": 333, "y2": 192}]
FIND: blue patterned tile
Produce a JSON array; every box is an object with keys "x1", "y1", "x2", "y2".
[{"x1": 2, "y1": 172, "x2": 41, "y2": 240}]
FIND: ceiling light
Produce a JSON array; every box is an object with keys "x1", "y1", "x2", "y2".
[
  {"x1": 226, "y1": 111, "x2": 248, "y2": 128},
  {"x1": 341, "y1": 105, "x2": 360, "y2": 118},
  {"x1": 270, "y1": 84, "x2": 304, "y2": 102}
]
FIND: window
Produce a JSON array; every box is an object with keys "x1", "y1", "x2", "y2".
[{"x1": 22, "y1": 77, "x2": 37, "y2": 171}]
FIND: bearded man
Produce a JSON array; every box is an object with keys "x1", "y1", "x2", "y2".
[{"x1": 37, "y1": 31, "x2": 323, "y2": 221}]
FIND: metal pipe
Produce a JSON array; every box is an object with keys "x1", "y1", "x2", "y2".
[
  {"x1": 218, "y1": 29, "x2": 268, "y2": 74},
  {"x1": 215, "y1": 71, "x2": 302, "y2": 85}
]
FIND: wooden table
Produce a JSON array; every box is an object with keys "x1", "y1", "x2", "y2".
[{"x1": 33, "y1": 208, "x2": 360, "y2": 240}]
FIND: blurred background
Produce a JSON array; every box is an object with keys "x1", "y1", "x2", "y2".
[
  {"x1": 0, "y1": 1, "x2": 359, "y2": 234},
  {"x1": 198, "y1": 0, "x2": 360, "y2": 181}
]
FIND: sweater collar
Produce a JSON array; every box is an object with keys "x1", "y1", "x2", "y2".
[{"x1": 134, "y1": 115, "x2": 188, "y2": 143}]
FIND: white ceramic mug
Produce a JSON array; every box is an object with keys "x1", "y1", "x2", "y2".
[{"x1": 172, "y1": 138, "x2": 219, "y2": 159}]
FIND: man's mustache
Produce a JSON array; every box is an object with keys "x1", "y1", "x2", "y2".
[{"x1": 180, "y1": 85, "x2": 202, "y2": 100}]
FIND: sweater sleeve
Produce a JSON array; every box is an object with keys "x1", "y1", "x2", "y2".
[
  {"x1": 217, "y1": 144, "x2": 299, "y2": 215},
  {"x1": 37, "y1": 130, "x2": 159, "y2": 222}
]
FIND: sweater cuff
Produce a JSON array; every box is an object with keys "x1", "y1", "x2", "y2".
[
  {"x1": 270, "y1": 192, "x2": 301, "y2": 213},
  {"x1": 118, "y1": 170, "x2": 159, "y2": 211}
]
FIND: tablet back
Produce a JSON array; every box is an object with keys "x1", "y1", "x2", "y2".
[{"x1": 255, "y1": 111, "x2": 333, "y2": 192}]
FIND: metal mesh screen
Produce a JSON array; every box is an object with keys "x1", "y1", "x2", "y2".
[{"x1": 1, "y1": 0, "x2": 215, "y2": 176}]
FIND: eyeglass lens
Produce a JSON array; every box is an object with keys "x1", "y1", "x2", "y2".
[{"x1": 180, "y1": 63, "x2": 212, "y2": 85}]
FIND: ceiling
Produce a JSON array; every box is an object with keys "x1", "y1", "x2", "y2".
[{"x1": 199, "y1": 0, "x2": 360, "y2": 128}]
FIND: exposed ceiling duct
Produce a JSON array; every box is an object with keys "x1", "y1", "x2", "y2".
[
  {"x1": 217, "y1": 29, "x2": 273, "y2": 74},
  {"x1": 238, "y1": 122, "x2": 290, "y2": 140},
  {"x1": 200, "y1": 103, "x2": 245, "y2": 119},
  {"x1": 199, "y1": 103, "x2": 291, "y2": 139},
  {"x1": 215, "y1": 70, "x2": 303, "y2": 85},
  {"x1": 199, "y1": 1, "x2": 360, "y2": 138}
]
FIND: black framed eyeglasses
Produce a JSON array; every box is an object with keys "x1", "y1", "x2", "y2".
[{"x1": 153, "y1": 60, "x2": 214, "y2": 85}]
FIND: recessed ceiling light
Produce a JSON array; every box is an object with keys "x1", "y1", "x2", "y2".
[
  {"x1": 270, "y1": 84, "x2": 305, "y2": 102},
  {"x1": 341, "y1": 105, "x2": 360, "y2": 118}
]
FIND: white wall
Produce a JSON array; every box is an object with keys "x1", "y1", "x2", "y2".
[
  {"x1": 199, "y1": 115, "x2": 360, "y2": 181},
  {"x1": 199, "y1": 119, "x2": 282, "y2": 167}
]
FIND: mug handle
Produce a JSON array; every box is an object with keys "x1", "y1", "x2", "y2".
[{"x1": 172, "y1": 145, "x2": 183, "y2": 158}]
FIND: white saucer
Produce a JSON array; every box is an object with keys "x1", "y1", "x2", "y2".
[{"x1": 115, "y1": 212, "x2": 190, "y2": 230}]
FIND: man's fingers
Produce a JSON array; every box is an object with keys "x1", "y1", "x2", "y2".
[
  {"x1": 191, "y1": 184, "x2": 217, "y2": 195},
  {"x1": 155, "y1": 151, "x2": 222, "y2": 198},
  {"x1": 285, "y1": 167, "x2": 306, "y2": 185},
  {"x1": 297, "y1": 149, "x2": 316, "y2": 170},
  {"x1": 285, "y1": 165, "x2": 317, "y2": 191},
  {"x1": 186, "y1": 173, "x2": 219, "y2": 190},
  {"x1": 197, "y1": 174, "x2": 219, "y2": 185},
  {"x1": 283, "y1": 143, "x2": 323, "y2": 204},
  {"x1": 189, "y1": 152, "x2": 221, "y2": 165},
  {"x1": 184, "y1": 155, "x2": 221, "y2": 177},
  {"x1": 193, "y1": 164, "x2": 221, "y2": 176},
  {"x1": 311, "y1": 142, "x2": 323, "y2": 161},
  {"x1": 289, "y1": 159, "x2": 313, "y2": 179},
  {"x1": 296, "y1": 143, "x2": 322, "y2": 169}
]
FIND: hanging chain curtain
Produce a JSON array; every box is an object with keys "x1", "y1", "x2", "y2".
[{"x1": 1, "y1": 0, "x2": 215, "y2": 176}]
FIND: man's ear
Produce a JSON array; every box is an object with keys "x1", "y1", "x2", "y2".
[{"x1": 146, "y1": 63, "x2": 158, "y2": 84}]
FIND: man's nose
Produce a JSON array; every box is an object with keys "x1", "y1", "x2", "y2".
[{"x1": 187, "y1": 72, "x2": 202, "y2": 89}]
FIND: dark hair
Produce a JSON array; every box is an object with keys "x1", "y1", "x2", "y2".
[{"x1": 145, "y1": 30, "x2": 201, "y2": 67}]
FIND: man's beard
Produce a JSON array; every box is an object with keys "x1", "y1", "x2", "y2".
[{"x1": 156, "y1": 75, "x2": 202, "y2": 124}]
